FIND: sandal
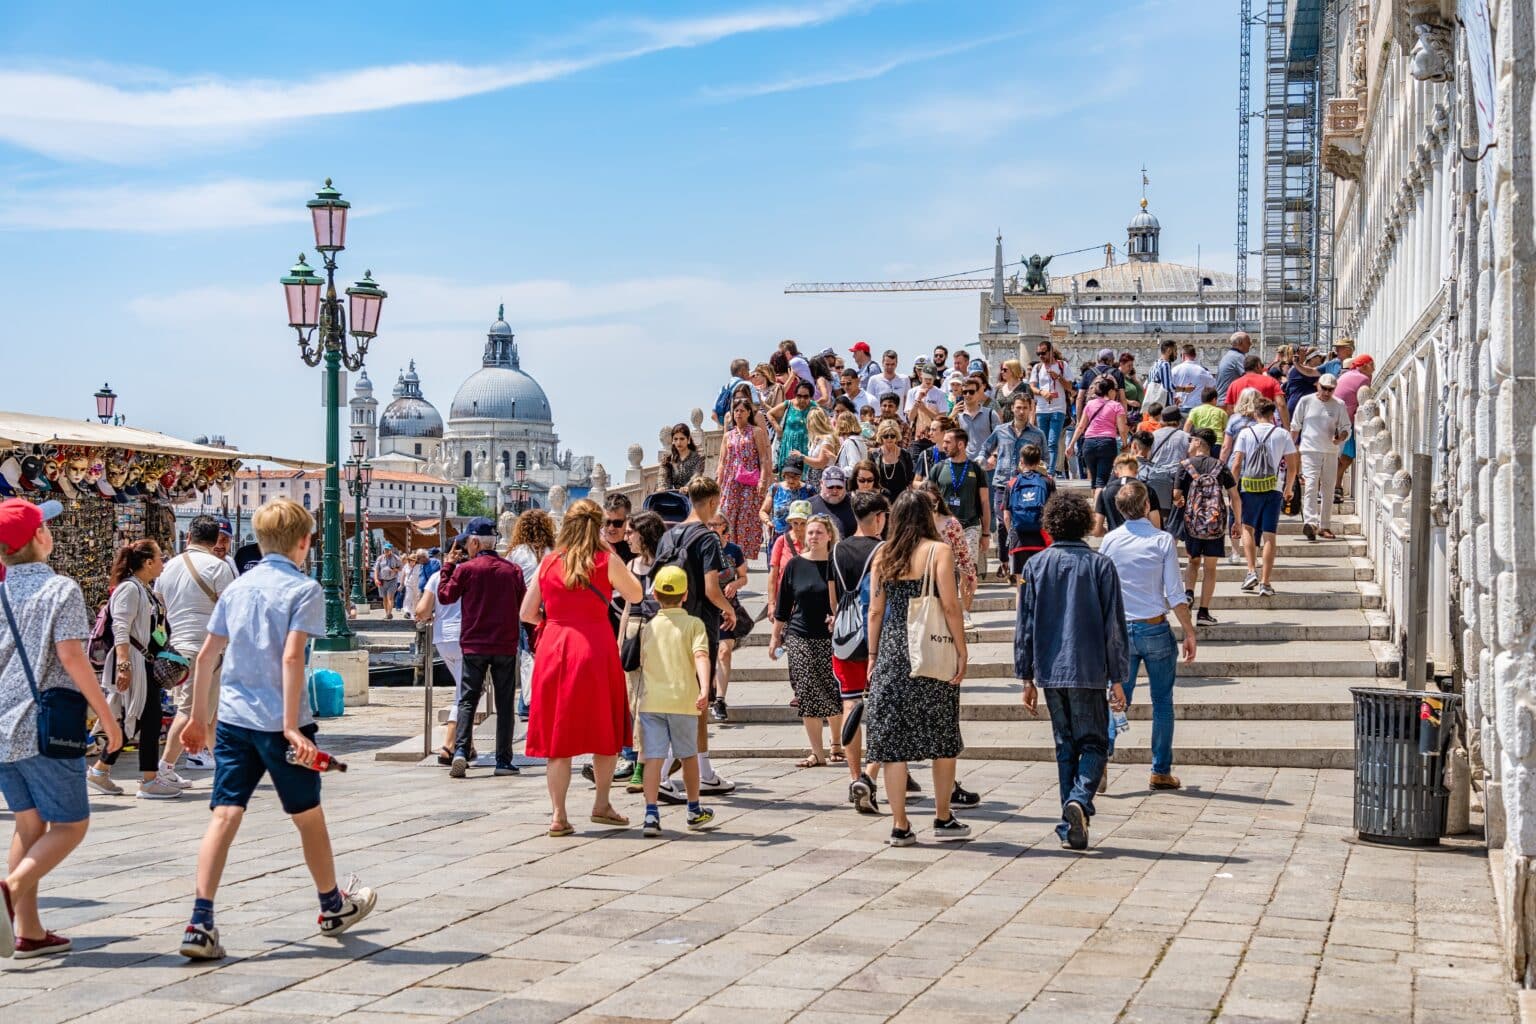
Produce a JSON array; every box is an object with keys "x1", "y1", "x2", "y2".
[
  {"x1": 547, "y1": 822, "x2": 575, "y2": 838},
  {"x1": 797, "y1": 754, "x2": 827, "y2": 768},
  {"x1": 829, "y1": 749, "x2": 848, "y2": 766},
  {"x1": 1319, "y1": 529, "x2": 1337, "y2": 540},
  {"x1": 590, "y1": 808, "x2": 630, "y2": 828}
]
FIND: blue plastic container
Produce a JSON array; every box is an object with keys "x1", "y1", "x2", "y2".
[{"x1": 307, "y1": 669, "x2": 346, "y2": 718}]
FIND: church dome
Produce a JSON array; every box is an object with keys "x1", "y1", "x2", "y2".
[
  {"x1": 448, "y1": 307, "x2": 553, "y2": 423},
  {"x1": 379, "y1": 361, "x2": 444, "y2": 439},
  {"x1": 1129, "y1": 209, "x2": 1160, "y2": 231}
]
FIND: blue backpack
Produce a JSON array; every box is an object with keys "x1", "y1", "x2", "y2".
[
  {"x1": 712, "y1": 381, "x2": 735, "y2": 422},
  {"x1": 1008, "y1": 471, "x2": 1049, "y2": 531}
]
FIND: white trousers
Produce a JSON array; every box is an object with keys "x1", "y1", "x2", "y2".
[
  {"x1": 1300, "y1": 449, "x2": 1338, "y2": 531},
  {"x1": 439, "y1": 642, "x2": 466, "y2": 723}
]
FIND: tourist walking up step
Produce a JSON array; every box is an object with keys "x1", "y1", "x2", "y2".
[
  {"x1": 91, "y1": 541, "x2": 182, "y2": 800},
  {"x1": 717, "y1": 399, "x2": 771, "y2": 562},
  {"x1": 439, "y1": 517, "x2": 528, "y2": 779},
  {"x1": 1003, "y1": 444, "x2": 1056, "y2": 586},
  {"x1": 927, "y1": 427, "x2": 989, "y2": 609},
  {"x1": 834, "y1": 492, "x2": 886, "y2": 813},
  {"x1": 0, "y1": 499, "x2": 123, "y2": 960},
  {"x1": 1214, "y1": 331, "x2": 1253, "y2": 402},
  {"x1": 1223, "y1": 354, "x2": 1291, "y2": 429},
  {"x1": 865, "y1": 492, "x2": 971, "y2": 847},
  {"x1": 1174, "y1": 429, "x2": 1242, "y2": 625},
  {"x1": 1100, "y1": 481, "x2": 1198, "y2": 792},
  {"x1": 372, "y1": 543, "x2": 402, "y2": 620},
  {"x1": 1185, "y1": 387, "x2": 1228, "y2": 455},
  {"x1": 1231, "y1": 399, "x2": 1299, "y2": 598},
  {"x1": 1030, "y1": 341, "x2": 1073, "y2": 474},
  {"x1": 1065, "y1": 377, "x2": 1130, "y2": 494},
  {"x1": 1014, "y1": 491, "x2": 1128, "y2": 851},
  {"x1": 1171, "y1": 345, "x2": 1216, "y2": 414},
  {"x1": 771, "y1": 515, "x2": 843, "y2": 768},
  {"x1": 981, "y1": 392, "x2": 1046, "y2": 571},
  {"x1": 1097, "y1": 454, "x2": 1162, "y2": 534},
  {"x1": 159, "y1": 515, "x2": 236, "y2": 778},
  {"x1": 522, "y1": 500, "x2": 644, "y2": 836},
  {"x1": 653, "y1": 478, "x2": 738, "y2": 800},
  {"x1": 1291, "y1": 374, "x2": 1352, "y2": 541},
  {"x1": 1334, "y1": 355, "x2": 1374, "y2": 504},
  {"x1": 179, "y1": 499, "x2": 377, "y2": 961}
]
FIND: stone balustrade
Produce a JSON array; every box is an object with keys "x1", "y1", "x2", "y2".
[{"x1": 547, "y1": 407, "x2": 724, "y2": 522}]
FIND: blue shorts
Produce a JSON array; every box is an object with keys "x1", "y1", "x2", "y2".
[
  {"x1": 0, "y1": 755, "x2": 88, "y2": 824},
  {"x1": 211, "y1": 722, "x2": 322, "y2": 815},
  {"x1": 1240, "y1": 489, "x2": 1284, "y2": 539}
]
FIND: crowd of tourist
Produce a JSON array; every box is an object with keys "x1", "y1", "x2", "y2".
[{"x1": 0, "y1": 331, "x2": 1378, "y2": 960}]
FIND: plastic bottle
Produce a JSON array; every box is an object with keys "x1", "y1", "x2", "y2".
[
  {"x1": 286, "y1": 747, "x2": 348, "y2": 773},
  {"x1": 1111, "y1": 708, "x2": 1130, "y2": 736}
]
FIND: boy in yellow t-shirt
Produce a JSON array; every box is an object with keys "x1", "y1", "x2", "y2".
[{"x1": 638, "y1": 566, "x2": 717, "y2": 837}]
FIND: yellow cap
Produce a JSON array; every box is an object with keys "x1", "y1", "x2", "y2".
[{"x1": 653, "y1": 565, "x2": 689, "y2": 596}]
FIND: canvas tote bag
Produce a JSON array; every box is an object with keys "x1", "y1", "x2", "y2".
[{"x1": 905, "y1": 543, "x2": 958, "y2": 680}]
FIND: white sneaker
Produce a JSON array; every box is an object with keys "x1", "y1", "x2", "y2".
[
  {"x1": 158, "y1": 764, "x2": 194, "y2": 789},
  {"x1": 182, "y1": 751, "x2": 216, "y2": 770}
]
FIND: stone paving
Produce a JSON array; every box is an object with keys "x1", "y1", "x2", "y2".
[{"x1": 0, "y1": 691, "x2": 1516, "y2": 1024}]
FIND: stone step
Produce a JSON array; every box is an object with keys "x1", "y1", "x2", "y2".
[
  {"x1": 728, "y1": 639, "x2": 1398, "y2": 681},
  {"x1": 705, "y1": 719, "x2": 1358, "y2": 769},
  {"x1": 969, "y1": 581, "x2": 1379, "y2": 612},
  {"x1": 714, "y1": 675, "x2": 1392, "y2": 723}
]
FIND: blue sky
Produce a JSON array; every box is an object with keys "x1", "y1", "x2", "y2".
[{"x1": 0, "y1": 0, "x2": 1241, "y2": 472}]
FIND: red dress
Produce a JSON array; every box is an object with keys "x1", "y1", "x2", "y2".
[{"x1": 524, "y1": 550, "x2": 629, "y2": 759}]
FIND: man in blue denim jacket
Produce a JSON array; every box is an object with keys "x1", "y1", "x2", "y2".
[{"x1": 1014, "y1": 490, "x2": 1129, "y2": 850}]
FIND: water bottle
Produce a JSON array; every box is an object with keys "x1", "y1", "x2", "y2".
[
  {"x1": 772, "y1": 645, "x2": 786, "y2": 660},
  {"x1": 286, "y1": 747, "x2": 348, "y2": 773},
  {"x1": 1111, "y1": 708, "x2": 1130, "y2": 736}
]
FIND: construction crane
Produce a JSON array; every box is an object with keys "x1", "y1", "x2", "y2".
[{"x1": 785, "y1": 243, "x2": 1112, "y2": 294}]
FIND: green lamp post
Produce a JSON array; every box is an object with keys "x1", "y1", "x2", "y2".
[
  {"x1": 280, "y1": 180, "x2": 387, "y2": 652},
  {"x1": 344, "y1": 432, "x2": 373, "y2": 608}
]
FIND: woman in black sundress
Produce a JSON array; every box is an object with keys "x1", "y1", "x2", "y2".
[
  {"x1": 864, "y1": 490, "x2": 970, "y2": 847},
  {"x1": 769, "y1": 514, "x2": 843, "y2": 768}
]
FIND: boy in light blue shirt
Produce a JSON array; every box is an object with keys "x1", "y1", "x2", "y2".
[{"x1": 177, "y1": 499, "x2": 376, "y2": 960}]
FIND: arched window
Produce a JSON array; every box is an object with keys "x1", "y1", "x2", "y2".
[
  {"x1": 516, "y1": 451, "x2": 527, "y2": 470},
  {"x1": 501, "y1": 451, "x2": 511, "y2": 475},
  {"x1": 302, "y1": 493, "x2": 312, "y2": 509},
  {"x1": 1085, "y1": 278, "x2": 1100, "y2": 289},
  {"x1": 1201, "y1": 276, "x2": 1214, "y2": 286},
  {"x1": 462, "y1": 451, "x2": 473, "y2": 478}
]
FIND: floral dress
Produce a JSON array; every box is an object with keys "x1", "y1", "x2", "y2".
[
  {"x1": 939, "y1": 514, "x2": 975, "y2": 582},
  {"x1": 864, "y1": 575, "x2": 964, "y2": 763},
  {"x1": 719, "y1": 427, "x2": 765, "y2": 559}
]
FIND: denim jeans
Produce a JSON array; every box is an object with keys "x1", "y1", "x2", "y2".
[
  {"x1": 1037, "y1": 411, "x2": 1066, "y2": 475},
  {"x1": 1112, "y1": 621, "x2": 1178, "y2": 775},
  {"x1": 1081, "y1": 436, "x2": 1119, "y2": 489},
  {"x1": 456, "y1": 653, "x2": 520, "y2": 765},
  {"x1": 1044, "y1": 687, "x2": 1108, "y2": 839}
]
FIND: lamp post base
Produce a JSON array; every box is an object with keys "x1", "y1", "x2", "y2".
[{"x1": 310, "y1": 648, "x2": 370, "y2": 707}]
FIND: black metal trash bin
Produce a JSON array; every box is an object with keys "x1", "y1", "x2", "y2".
[{"x1": 1350, "y1": 687, "x2": 1462, "y2": 846}]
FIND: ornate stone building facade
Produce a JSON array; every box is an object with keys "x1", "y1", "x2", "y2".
[{"x1": 1321, "y1": 0, "x2": 1536, "y2": 982}]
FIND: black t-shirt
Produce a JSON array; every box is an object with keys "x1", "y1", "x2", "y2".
[
  {"x1": 928, "y1": 458, "x2": 986, "y2": 528},
  {"x1": 775, "y1": 556, "x2": 833, "y2": 638},
  {"x1": 873, "y1": 449, "x2": 914, "y2": 503},
  {"x1": 831, "y1": 536, "x2": 881, "y2": 600},
  {"x1": 809, "y1": 494, "x2": 857, "y2": 540},
  {"x1": 1097, "y1": 475, "x2": 1163, "y2": 532},
  {"x1": 655, "y1": 522, "x2": 724, "y2": 637},
  {"x1": 1174, "y1": 455, "x2": 1237, "y2": 496}
]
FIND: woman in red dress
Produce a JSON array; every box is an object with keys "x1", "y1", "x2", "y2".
[{"x1": 521, "y1": 499, "x2": 643, "y2": 836}]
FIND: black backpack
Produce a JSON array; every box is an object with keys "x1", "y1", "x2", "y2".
[{"x1": 651, "y1": 522, "x2": 714, "y2": 621}]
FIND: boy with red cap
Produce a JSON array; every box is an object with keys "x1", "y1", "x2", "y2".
[{"x1": 0, "y1": 499, "x2": 124, "y2": 959}]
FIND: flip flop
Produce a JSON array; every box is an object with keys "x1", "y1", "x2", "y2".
[
  {"x1": 797, "y1": 754, "x2": 826, "y2": 768},
  {"x1": 590, "y1": 810, "x2": 630, "y2": 828},
  {"x1": 547, "y1": 824, "x2": 575, "y2": 838}
]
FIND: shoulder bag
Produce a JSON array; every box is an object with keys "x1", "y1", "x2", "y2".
[
  {"x1": 1, "y1": 583, "x2": 90, "y2": 759},
  {"x1": 905, "y1": 543, "x2": 958, "y2": 680},
  {"x1": 182, "y1": 551, "x2": 221, "y2": 604}
]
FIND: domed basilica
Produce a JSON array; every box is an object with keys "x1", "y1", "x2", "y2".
[{"x1": 349, "y1": 307, "x2": 592, "y2": 511}]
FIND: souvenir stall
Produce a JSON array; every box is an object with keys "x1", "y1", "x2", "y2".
[{"x1": 0, "y1": 411, "x2": 317, "y2": 611}]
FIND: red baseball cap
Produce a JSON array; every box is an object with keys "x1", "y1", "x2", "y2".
[
  {"x1": 0, "y1": 498, "x2": 61, "y2": 555},
  {"x1": 849, "y1": 341, "x2": 871, "y2": 354}
]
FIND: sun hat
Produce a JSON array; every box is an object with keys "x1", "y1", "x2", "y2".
[{"x1": 786, "y1": 500, "x2": 812, "y2": 521}]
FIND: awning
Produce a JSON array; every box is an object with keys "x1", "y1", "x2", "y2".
[{"x1": 0, "y1": 411, "x2": 321, "y2": 468}]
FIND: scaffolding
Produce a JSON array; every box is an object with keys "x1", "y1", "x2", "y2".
[
  {"x1": 1236, "y1": 0, "x2": 1254, "y2": 316},
  {"x1": 1261, "y1": 0, "x2": 1324, "y2": 351}
]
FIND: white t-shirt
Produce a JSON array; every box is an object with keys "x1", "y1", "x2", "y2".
[
  {"x1": 789, "y1": 355, "x2": 813, "y2": 384},
  {"x1": 1170, "y1": 360, "x2": 1216, "y2": 411},
  {"x1": 867, "y1": 372, "x2": 910, "y2": 403},
  {"x1": 423, "y1": 572, "x2": 461, "y2": 646},
  {"x1": 905, "y1": 383, "x2": 948, "y2": 418},
  {"x1": 843, "y1": 389, "x2": 875, "y2": 416},
  {"x1": 1232, "y1": 422, "x2": 1297, "y2": 484},
  {"x1": 1030, "y1": 361, "x2": 1071, "y2": 415},
  {"x1": 157, "y1": 547, "x2": 237, "y2": 656},
  {"x1": 1292, "y1": 394, "x2": 1351, "y2": 453}
]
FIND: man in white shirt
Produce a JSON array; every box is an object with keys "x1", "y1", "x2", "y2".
[
  {"x1": 1291, "y1": 373, "x2": 1352, "y2": 541},
  {"x1": 1231, "y1": 398, "x2": 1300, "y2": 596},
  {"x1": 781, "y1": 339, "x2": 813, "y2": 385},
  {"x1": 416, "y1": 556, "x2": 468, "y2": 763},
  {"x1": 1169, "y1": 344, "x2": 1216, "y2": 412},
  {"x1": 1099, "y1": 481, "x2": 1197, "y2": 792},
  {"x1": 905, "y1": 364, "x2": 948, "y2": 423},
  {"x1": 158, "y1": 514, "x2": 238, "y2": 775},
  {"x1": 838, "y1": 368, "x2": 875, "y2": 417},
  {"x1": 1029, "y1": 341, "x2": 1073, "y2": 474},
  {"x1": 866, "y1": 349, "x2": 910, "y2": 404}
]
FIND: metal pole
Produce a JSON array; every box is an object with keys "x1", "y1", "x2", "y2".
[
  {"x1": 315, "y1": 262, "x2": 353, "y2": 651},
  {"x1": 1406, "y1": 452, "x2": 1433, "y2": 690},
  {"x1": 350, "y1": 480, "x2": 367, "y2": 606}
]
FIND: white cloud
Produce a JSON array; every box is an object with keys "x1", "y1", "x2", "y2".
[
  {"x1": 0, "y1": 178, "x2": 309, "y2": 232},
  {"x1": 699, "y1": 36, "x2": 996, "y2": 101},
  {"x1": 0, "y1": 0, "x2": 878, "y2": 162}
]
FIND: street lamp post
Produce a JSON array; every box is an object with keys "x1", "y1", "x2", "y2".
[
  {"x1": 344, "y1": 433, "x2": 373, "y2": 609},
  {"x1": 514, "y1": 466, "x2": 528, "y2": 513},
  {"x1": 93, "y1": 384, "x2": 124, "y2": 426},
  {"x1": 280, "y1": 179, "x2": 387, "y2": 652}
]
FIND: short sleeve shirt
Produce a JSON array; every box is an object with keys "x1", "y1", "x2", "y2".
[
  {"x1": 1232, "y1": 424, "x2": 1297, "y2": 488},
  {"x1": 207, "y1": 554, "x2": 325, "y2": 732},
  {"x1": 0, "y1": 564, "x2": 91, "y2": 762},
  {"x1": 424, "y1": 572, "x2": 462, "y2": 646},
  {"x1": 638, "y1": 609, "x2": 708, "y2": 715}
]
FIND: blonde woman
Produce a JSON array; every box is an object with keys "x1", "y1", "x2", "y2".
[
  {"x1": 769, "y1": 513, "x2": 843, "y2": 766},
  {"x1": 753, "y1": 362, "x2": 783, "y2": 413},
  {"x1": 800, "y1": 406, "x2": 837, "y2": 488},
  {"x1": 834, "y1": 411, "x2": 867, "y2": 470},
  {"x1": 992, "y1": 359, "x2": 1026, "y2": 416},
  {"x1": 521, "y1": 499, "x2": 643, "y2": 836}
]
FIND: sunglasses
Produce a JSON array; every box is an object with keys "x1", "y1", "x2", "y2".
[
  {"x1": 1319, "y1": 385, "x2": 1336, "y2": 391},
  {"x1": 824, "y1": 484, "x2": 845, "y2": 490},
  {"x1": 963, "y1": 389, "x2": 979, "y2": 396},
  {"x1": 604, "y1": 519, "x2": 626, "y2": 528},
  {"x1": 857, "y1": 476, "x2": 875, "y2": 483}
]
